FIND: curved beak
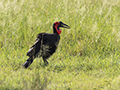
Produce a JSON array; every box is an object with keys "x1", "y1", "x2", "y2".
[{"x1": 59, "y1": 22, "x2": 70, "y2": 29}]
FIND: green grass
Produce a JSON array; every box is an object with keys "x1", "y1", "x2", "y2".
[{"x1": 0, "y1": 0, "x2": 120, "y2": 89}]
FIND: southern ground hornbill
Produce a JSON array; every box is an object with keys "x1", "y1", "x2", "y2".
[{"x1": 23, "y1": 21, "x2": 70, "y2": 68}]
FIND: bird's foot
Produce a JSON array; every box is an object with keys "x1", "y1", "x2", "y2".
[{"x1": 44, "y1": 60, "x2": 49, "y2": 66}]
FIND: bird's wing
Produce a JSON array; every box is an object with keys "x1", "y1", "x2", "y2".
[
  {"x1": 27, "y1": 38, "x2": 41, "y2": 57},
  {"x1": 43, "y1": 33, "x2": 60, "y2": 45},
  {"x1": 26, "y1": 33, "x2": 60, "y2": 58}
]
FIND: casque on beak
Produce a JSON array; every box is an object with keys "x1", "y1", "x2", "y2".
[{"x1": 59, "y1": 21, "x2": 70, "y2": 29}]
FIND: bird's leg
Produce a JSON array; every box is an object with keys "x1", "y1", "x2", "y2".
[{"x1": 42, "y1": 57, "x2": 49, "y2": 65}]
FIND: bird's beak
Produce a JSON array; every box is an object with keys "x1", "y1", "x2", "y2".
[{"x1": 60, "y1": 22, "x2": 70, "y2": 29}]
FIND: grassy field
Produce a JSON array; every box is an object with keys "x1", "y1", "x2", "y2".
[{"x1": 0, "y1": 0, "x2": 120, "y2": 89}]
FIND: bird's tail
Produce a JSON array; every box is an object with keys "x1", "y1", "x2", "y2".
[{"x1": 23, "y1": 58, "x2": 33, "y2": 68}]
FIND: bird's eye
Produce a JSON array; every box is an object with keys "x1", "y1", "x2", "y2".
[{"x1": 55, "y1": 22, "x2": 59, "y2": 25}]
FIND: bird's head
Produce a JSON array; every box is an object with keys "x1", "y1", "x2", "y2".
[{"x1": 53, "y1": 21, "x2": 70, "y2": 34}]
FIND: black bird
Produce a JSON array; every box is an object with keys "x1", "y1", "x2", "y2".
[{"x1": 23, "y1": 21, "x2": 70, "y2": 68}]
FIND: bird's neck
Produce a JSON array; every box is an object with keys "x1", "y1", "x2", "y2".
[{"x1": 53, "y1": 26, "x2": 61, "y2": 34}]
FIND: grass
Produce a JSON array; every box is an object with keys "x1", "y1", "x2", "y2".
[{"x1": 0, "y1": 0, "x2": 120, "y2": 89}]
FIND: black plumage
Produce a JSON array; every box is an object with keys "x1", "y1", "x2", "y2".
[{"x1": 23, "y1": 21, "x2": 70, "y2": 68}]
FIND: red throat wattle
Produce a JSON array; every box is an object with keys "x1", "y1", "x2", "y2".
[{"x1": 55, "y1": 25, "x2": 62, "y2": 34}]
